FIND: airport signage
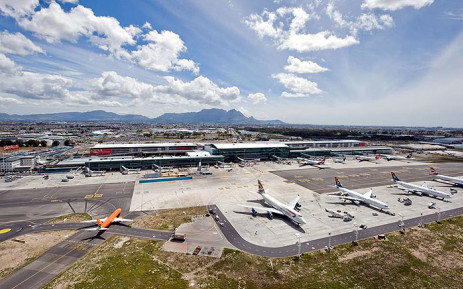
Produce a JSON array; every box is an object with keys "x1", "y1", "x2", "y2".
[{"x1": 3, "y1": 144, "x2": 19, "y2": 151}]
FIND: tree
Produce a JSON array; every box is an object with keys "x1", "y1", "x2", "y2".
[
  {"x1": 40, "y1": 140, "x2": 47, "y2": 147},
  {"x1": 64, "y1": 139, "x2": 72, "y2": 146},
  {"x1": 52, "y1": 140, "x2": 60, "y2": 147}
]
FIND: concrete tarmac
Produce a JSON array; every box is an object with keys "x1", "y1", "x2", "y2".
[
  {"x1": 272, "y1": 162, "x2": 463, "y2": 194},
  {"x1": 0, "y1": 182, "x2": 134, "y2": 223}
]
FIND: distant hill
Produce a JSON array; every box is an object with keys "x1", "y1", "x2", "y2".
[
  {"x1": 152, "y1": 108, "x2": 285, "y2": 125},
  {"x1": 0, "y1": 110, "x2": 150, "y2": 122},
  {"x1": 0, "y1": 109, "x2": 285, "y2": 124}
]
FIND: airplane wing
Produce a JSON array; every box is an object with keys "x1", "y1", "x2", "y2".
[
  {"x1": 338, "y1": 196, "x2": 362, "y2": 202},
  {"x1": 113, "y1": 218, "x2": 133, "y2": 222},
  {"x1": 363, "y1": 189, "x2": 373, "y2": 198},
  {"x1": 238, "y1": 205, "x2": 283, "y2": 215},
  {"x1": 287, "y1": 195, "x2": 301, "y2": 209},
  {"x1": 422, "y1": 182, "x2": 428, "y2": 188},
  {"x1": 80, "y1": 227, "x2": 108, "y2": 231}
]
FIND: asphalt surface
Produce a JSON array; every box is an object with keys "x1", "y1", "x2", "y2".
[
  {"x1": 0, "y1": 221, "x2": 172, "y2": 289},
  {"x1": 208, "y1": 204, "x2": 463, "y2": 257},
  {"x1": 0, "y1": 182, "x2": 134, "y2": 222},
  {"x1": 272, "y1": 162, "x2": 463, "y2": 194}
]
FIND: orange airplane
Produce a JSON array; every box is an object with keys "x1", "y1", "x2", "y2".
[{"x1": 81, "y1": 208, "x2": 132, "y2": 231}]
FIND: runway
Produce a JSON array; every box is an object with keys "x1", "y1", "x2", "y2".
[
  {"x1": 0, "y1": 182, "x2": 134, "y2": 223},
  {"x1": 272, "y1": 162, "x2": 463, "y2": 194}
]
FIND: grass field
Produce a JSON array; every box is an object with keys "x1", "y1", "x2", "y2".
[{"x1": 42, "y1": 207, "x2": 463, "y2": 289}]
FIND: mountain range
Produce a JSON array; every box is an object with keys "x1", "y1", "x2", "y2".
[{"x1": 0, "y1": 109, "x2": 285, "y2": 125}]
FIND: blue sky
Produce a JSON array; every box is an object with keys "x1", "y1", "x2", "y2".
[{"x1": 0, "y1": 0, "x2": 462, "y2": 126}]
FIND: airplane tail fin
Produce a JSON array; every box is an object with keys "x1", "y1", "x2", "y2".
[
  {"x1": 319, "y1": 158, "x2": 326, "y2": 165},
  {"x1": 334, "y1": 177, "x2": 343, "y2": 188},
  {"x1": 375, "y1": 154, "x2": 381, "y2": 159},
  {"x1": 391, "y1": 172, "x2": 400, "y2": 182},
  {"x1": 96, "y1": 218, "x2": 102, "y2": 228},
  {"x1": 429, "y1": 167, "x2": 439, "y2": 176},
  {"x1": 257, "y1": 180, "x2": 265, "y2": 194}
]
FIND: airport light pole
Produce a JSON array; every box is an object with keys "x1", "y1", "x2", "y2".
[
  {"x1": 419, "y1": 212, "x2": 423, "y2": 228},
  {"x1": 436, "y1": 207, "x2": 441, "y2": 223},
  {"x1": 295, "y1": 233, "x2": 301, "y2": 257},
  {"x1": 353, "y1": 222, "x2": 359, "y2": 243},
  {"x1": 328, "y1": 232, "x2": 332, "y2": 251}
]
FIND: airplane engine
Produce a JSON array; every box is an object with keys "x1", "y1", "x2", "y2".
[
  {"x1": 295, "y1": 202, "x2": 301, "y2": 208},
  {"x1": 267, "y1": 211, "x2": 273, "y2": 219},
  {"x1": 252, "y1": 208, "x2": 257, "y2": 216}
]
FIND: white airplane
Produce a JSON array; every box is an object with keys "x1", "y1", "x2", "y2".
[
  {"x1": 391, "y1": 172, "x2": 451, "y2": 200},
  {"x1": 383, "y1": 154, "x2": 414, "y2": 162},
  {"x1": 240, "y1": 180, "x2": 307, "y2": 226},
  {"x1": 332, "y1": 177, "x2": 392, "y2": 212},
  {"x1": 429, "y1": 167, "x2": 463, "y2": 187},
  {"x1": 297, "y1": 157, "x2": 326, "y2": 167},
  {"x1": 356, "y1": 154, "x2": 381, "y2": 162}
]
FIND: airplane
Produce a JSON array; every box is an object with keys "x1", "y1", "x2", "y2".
[
  {"x1": 382, "y1": 153, "x2": 414, "y2": 162},
  {"x1": 429, "y1": 167, "x2": 463, "y2": 187},
  {"x1": 391, "y1": 172, "x2": 451, "y2": 200},
  {"x1": 272, "y1": 155, "x2": 292, "y2": 165},
  {"x1": 297, "y1": 157, "x2": 326, "y2": 168},
  {"x1": 239, "y1": 180, "x2": 307, "y2": 226},
  {"x1": 332, "y1": 157, "x2": 346, "y2": 164},
  {"x1": 356, "y1": 154, "x2": 381, "y2": 162},
  {"x1": 331, "y1": 177, "x2": 392, "y2": 213},
  {"x1": 325, "y1": 208, "x2": 354, "y2": 221},
  {"x1": 81, "y1": 208, "x2": 132, "y2": 231}
]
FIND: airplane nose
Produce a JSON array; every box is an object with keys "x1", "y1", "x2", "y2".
[{"x1": 300, "y1": 217, "x2": 307, "y2": 224}]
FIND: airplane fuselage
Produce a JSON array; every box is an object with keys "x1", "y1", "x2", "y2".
[
  {"x1": 338, "y1": 187, "x2": 389, "y2": 210},
  {"x1": 261, "y1": 193, "x2": 306, "y2": 224},
  {"x1": 433, "y1": 175, "x2": 463, "y2": 187},
  {"x1": 395, "y1": 181, "x2": 451, "y2": 199}
]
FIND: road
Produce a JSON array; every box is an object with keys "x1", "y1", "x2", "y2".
[
  {"x1": 272, "y1": 162, "x2": 463, "y2": 194},
  {"x1": 207, "y1": 204, "x2": 463, "y2": 257},
  {"x1": 0, "y1": 182, "x2": 134, "y2": 222}
]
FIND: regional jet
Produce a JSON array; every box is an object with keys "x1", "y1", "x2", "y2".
[
  {"x1": 297, "y1": 157, "x2": 326, "y2": 168},
  {"x1": 240, "y1": 180, "x2": 307, "y2": 225},
  {"x1": 81, "y1": 208, "x2": 132, "y2": 231},
  {"x1": 331, "y1": 177, "x2": 392, "y2": 212},
  {"x1": 429, "y1": 167, "x2": 463, "y2": 187},
  {"x1": 391, "y1": 172, "x2": 451, "y2": 200}
]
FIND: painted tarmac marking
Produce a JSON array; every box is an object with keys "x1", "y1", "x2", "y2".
[{"x1": 0, "y1": 228, "x2": 11, "y2": 234}]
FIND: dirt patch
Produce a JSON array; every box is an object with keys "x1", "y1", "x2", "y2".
[
  {"x1": 339, "y1": 247, "x2": 379, "y2": 262},
  {"x1": 132, "y1": 206, "x2": 207, "y2": 230},
  {"x1": 0, "y1": 231, "x2": 74, "y2": 279}
]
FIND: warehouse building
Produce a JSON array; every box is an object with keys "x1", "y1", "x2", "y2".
[{"x1": 90, "y1": 143, "x2": 197, "y2": 157}]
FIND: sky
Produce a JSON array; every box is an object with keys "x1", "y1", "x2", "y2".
[{"x1": 0, "y1": 0, "x2": 462, "y2": 127}]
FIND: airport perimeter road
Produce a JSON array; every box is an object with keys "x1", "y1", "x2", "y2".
[
  {"x1": 272, "y1": 163, "x2": 463, "y2": 194},
  {"x1": 208, "y1": 204, "x2": 463, "y2": 258},
  {"x1": 0, "y1": 182, "x2": 134, "y2": 223}
]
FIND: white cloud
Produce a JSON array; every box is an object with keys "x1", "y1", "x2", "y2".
[
  {"x1": 131, "y1": 30, "x2": 199, "y2": 74},
  {"x1": 0, "y1": 0, "x2": 39, "y2": 19},
  {"x1": 142, "y1": 22, "x2": 152, "y2": 30},
  {"x1": 361, "y1": 0, "x2": 434, "y2": 11},
  {"x1": 248, "y1": 92, "x2": 267, "y2": 104},
  {"x1": 86, "y1": 71, "x2": 240, "y2": 107},
  {"x1": 271, "y1": 73, "x2": 322, "y2": 98},
  {"x1": 58, "y1": 0, "x2": 79, "y2": 3},
  {"x1": 0, "y1": 71, "x2": 72, "y2": 100},
  {"x1": 284, "y1": 56, "x2": 328, "y2": 74},
  {"x1": 245, "y1": 8, "x2": 359, "y2": 52},
  {"x1": 18, "y1": 2, "x2": 136, "y2": 53},
  {"x1": 0, "y1": 96, "x2": 24, "y2": 104},
  {"x1": 0, "y1": 30, "x2": 44, "y2": 55},
  {"x1": 279, "y1": 31, "x2": 358, "y2": 52},
  {"x1": 243, "y1": 10, "x2": 282, "y2": 39},
  {"x1": 326, "y1": 3, "x2": 393, "y2": 35},
  {"x1": 0, "y1": 53, "x2": 21, "y2": 74}
]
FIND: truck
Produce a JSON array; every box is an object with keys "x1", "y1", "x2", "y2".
[
  {"x1": 172, "y1": 233, "x2": 186, "y2": 241},
  {"x1": 192, "y1": 246, "x2": 202, "y2": 255}
]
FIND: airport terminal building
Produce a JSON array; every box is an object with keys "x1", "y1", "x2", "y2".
[
  {"x1": 205, "y1": 143, "x2": 290, "y2": 162},
  {"x1": 90, "y1": 143, "x2": 198, "y2": 157}
]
